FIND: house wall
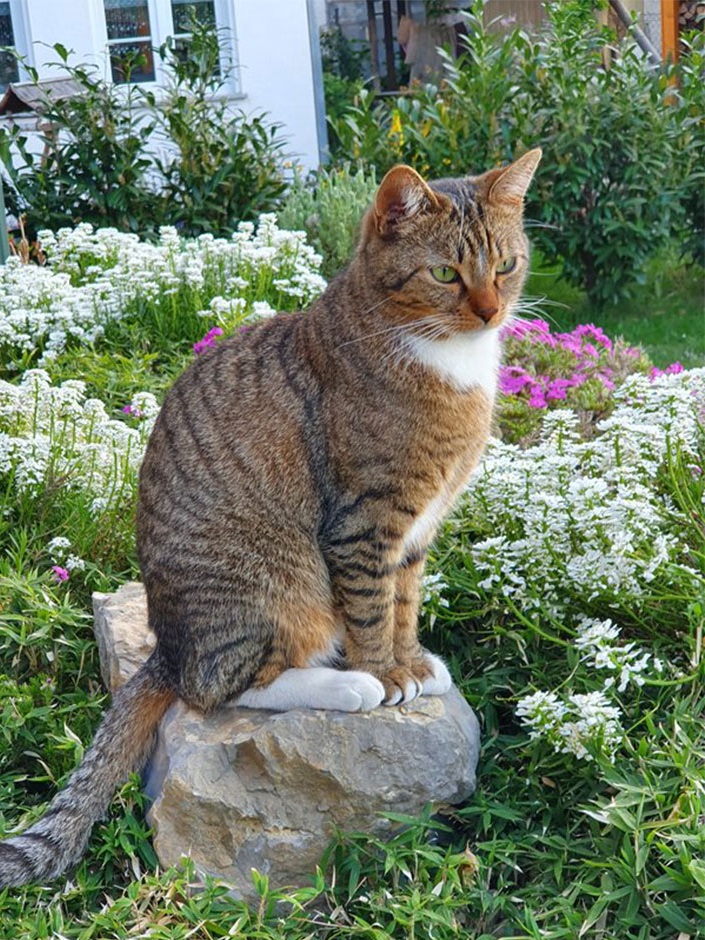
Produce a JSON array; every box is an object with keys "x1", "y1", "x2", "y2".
[{"x1": 7, "y1": 0, "x2": 323, "y2": 169}]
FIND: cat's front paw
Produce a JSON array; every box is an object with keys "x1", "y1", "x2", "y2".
[
  {"x1": 334, "y1": 671, "x2": 386, "y2": 712},
  {"x1": 417, "y1": 652, "x2": 452, "y2": 696},
  {"x1": 379, "y1": 666, "x2": 424, "y2": 706}
]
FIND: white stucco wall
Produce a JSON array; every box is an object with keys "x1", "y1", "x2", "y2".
[
  {"x1": 233, "y1": 0, "x2": 321, "y2": 168},
  {"x1": 6, "y1": 0, "x2": 322, "y2": 169}
]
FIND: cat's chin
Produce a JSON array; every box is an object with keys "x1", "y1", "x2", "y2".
[{"x1": 403, "y1": 328, "x2": 501, "y2": 394}]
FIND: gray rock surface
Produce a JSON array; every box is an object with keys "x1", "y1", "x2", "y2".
[
  {"x1": 93, "y1": 581, "x2": 481, "y2": 900},
  {"x1": 93, "y1": 582, "x2": 154, "y2": 690}
]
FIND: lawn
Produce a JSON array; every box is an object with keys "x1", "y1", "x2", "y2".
[
  {"x1": 0, "y1": 220, "x2": 703, "y2": 939},
  {"x1": 526, "y1": 250, "x2": 705, "y2": 370}
]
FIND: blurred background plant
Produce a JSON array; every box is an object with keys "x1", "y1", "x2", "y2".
[
  {"x1": 277, "y1": 163, "x2": 377, "y2": 278},
  {"x1": 327, "y1": 0, "x2": 705, "y2": 309},
  {"x1": 145, "y1": 16, "x2": 286, "y2": 238}
]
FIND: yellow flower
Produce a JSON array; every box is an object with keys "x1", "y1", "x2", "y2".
[{"x1": 390, "y1": 111, "x2": 403, "y2": 137}]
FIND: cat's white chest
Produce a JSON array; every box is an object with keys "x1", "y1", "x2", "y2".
[{"x1": 404, "y1": 328, "x2": 501, "y2": 396}]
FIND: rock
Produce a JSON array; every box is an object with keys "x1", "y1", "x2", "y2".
[
  {"x1": 92, "y1": 582, "x2": 481, "y2": 900},
  {"x1": 92, "y1": 582, "x2": 154, "y2": 690}
]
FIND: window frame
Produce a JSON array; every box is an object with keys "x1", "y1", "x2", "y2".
[
  {"x1": 97, "y1": 0, "x2": 239, "y2": 94},
  {"x1": 0, "y1": 0, "x2": 34, "y2": 92}
]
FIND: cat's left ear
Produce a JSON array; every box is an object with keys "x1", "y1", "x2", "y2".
[
  {"x1": 488, "y1": 148, "x2": 542, "y2": 207},
  {"x1": 374, "y1": 165, "x2": 441, "y2": 235}
]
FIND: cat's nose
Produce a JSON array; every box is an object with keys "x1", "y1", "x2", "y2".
[
  {"x1": 467, "y1": 288, "x2": 499, "y2": 323},
  {"x1": 473, "y1": 304, "x2": 498, "y2": 323}
]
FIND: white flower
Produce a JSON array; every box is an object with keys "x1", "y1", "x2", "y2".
[
  {"x1": 2, "y1": 217, "x2": 326, "y2": 364},
  {"x1": 467, "y1": 369, "x2": 704, "y2": 615},
  {"x1": 517, "y1": 688, "x2": 624, "y2": 762}
]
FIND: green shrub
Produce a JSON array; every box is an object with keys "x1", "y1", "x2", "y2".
[
  {"x1": 0, "y1": 22, "x2": 286, "y2": 238},
  {"x1": 525, "y1": 2, "x2": 687, "y2": 306},
  {"x1": 0, "y1": 49, "x2": 158, "y2": 238},
  {"x1": 145, "y1": 19, "x2": 286, "y2": 237},
  {"x1": 671, "y1": 30, "x2": 705, "y2": 267},
  {"x1": 276, "y1": 163, "x2": 377, "y2": 277}
]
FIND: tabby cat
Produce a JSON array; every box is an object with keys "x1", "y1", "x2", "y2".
[{"x1": 0, "y1": 149, "x2": 541, "y2": 887}]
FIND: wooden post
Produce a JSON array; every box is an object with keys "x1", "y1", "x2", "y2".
[
  {"x1": 381, "y1": 0, "x2": 397, "y2": 90},
  {"x1": 661, "y1": 0, "x2": 678, "y2": 62},
  {"x1": 366, "y1": 1, "x2": 382, "y2": 91}
]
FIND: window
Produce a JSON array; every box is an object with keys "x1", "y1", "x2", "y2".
[
  {"x1": 103, "y1": 1, "x2": 231, "y2": 86},
  {"x1": 170, "y1": 0, "x2": 219, "y2": 71},
  {"x1": 104, "y1": 0, "x2": 156, "y2": 83},
  {"x1": 0, "y1": 1, "x2": 19, "y2": 92}
]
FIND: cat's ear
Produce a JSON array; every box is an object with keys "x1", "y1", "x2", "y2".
[
  {"x1": 374, "y1": 165, "x2": 440, "y2": 234},
  {"x1": 487, "y1": 148, "x2": 542, "y2": 207}
]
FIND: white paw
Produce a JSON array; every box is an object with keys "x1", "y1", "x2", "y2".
[
  {"x1": 236, "y1": 667, "x2": 384, "y2": 713},
  {"x1": 383, "y1": 676, "x2": 423, "y2": 706},
  {"x1": 324, "y1": 671, "x2": 386, "y2": 712},
  {"x1": 420, "y1": 653, "x2": 452, "y2": 696}
]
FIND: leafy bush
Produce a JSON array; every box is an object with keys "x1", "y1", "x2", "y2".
[
  {"x1": 671, "y1": 30, "x2": 705, "y2": 267},
  {"x1": 526, "y1": 2, "x2": 688, "y2": 306},
  {"x1": 0, "y1": 49, "x2": 158, "y2": 237},
  {"x1": 276, "y1": 163, "x2": 377, "y2": 277},
  {"x1": 0, "y1": 21, "x2": 286, "y2": 238},
  {"x1": 145, "y1": 20, "x2": 286, "y2": 237},
  {"x1": 329, "y1": 0, "x2": 702, "y2": 306},
  {"x1": 320, "y1": 25, "x2": 368, "y2": 156}
]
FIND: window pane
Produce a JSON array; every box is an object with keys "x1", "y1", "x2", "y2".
[
  {"x1": 104, "y1": 0, "x2": 154, "y2": 82},
  {"x1": 104, "y1": 0, "x2": 151, "y2": 41},
  {"x1": 0, "y1": 2, "x2": 15, "y2": 45},
  {"x1": 171, "y1": 0, "x2": 215, "y2": 35},
  {"x1": 109, "y1": 41, "x2": 155, "y2": 83},
  {"x1": 0, "y1": 3, "x2": 18, "y2": 89}
]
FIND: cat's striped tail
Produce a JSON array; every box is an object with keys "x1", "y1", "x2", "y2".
[{"x1": 0, "y1": 653, "x2": 176, "y2": 888}]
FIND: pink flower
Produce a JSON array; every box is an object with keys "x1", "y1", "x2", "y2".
[
  {"x1": 122, "y1": 404, "x2": 144, "y2": 418},
  {"x1": 52, "y1": 566, "x2": 69, "y2": 582},
  {"x1": 650, "y1": 362, "x2": 685, "y2": 381},
  {"x1": 194, "y1": 326, "x2": 224, "y2": 356}
]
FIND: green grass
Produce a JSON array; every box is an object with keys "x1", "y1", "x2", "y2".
[{"x1": 526, "y1": 251, "x2": 705, "y2": 369}]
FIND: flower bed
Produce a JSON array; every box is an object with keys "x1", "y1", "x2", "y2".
[{"x1": 0, "y1": 223, "x2": 702, "y2": 938}]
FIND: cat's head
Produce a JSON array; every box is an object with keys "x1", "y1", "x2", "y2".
[{"x1": 358, "y1": 149, "x2": 541, "y2": 337}]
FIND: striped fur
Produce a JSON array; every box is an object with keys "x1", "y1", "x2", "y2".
[{"x1": 0, "y1": 150, "x2": 541, "y2": 887}]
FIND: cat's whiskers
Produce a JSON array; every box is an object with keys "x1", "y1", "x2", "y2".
[
  {"x1": 380, "y1": 317, "x2": 451, "y2": 371},
  {"x1": 524, "y1": 218, "x2": 560, "y2": 231},
  {"x1": 335, "y1": 313, "x2": 445, "y2": 351},
  {"x1": 508, "y1": 296, "x2": 566, "y2": 329}
]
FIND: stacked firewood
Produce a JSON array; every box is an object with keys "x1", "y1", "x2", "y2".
[{"x1": 679, "y1": 1, "x2": 705, "y2": 30}]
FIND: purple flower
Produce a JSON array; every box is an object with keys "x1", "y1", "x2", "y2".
[
  {"x1": 194, "y1": 326, "x2": 224, "y2": 356},
  {"x1": 52, "y1": 566, "x2": 69, "y2": 582},
  {"x1": 122, "y1": 404, "x2": 144, "y2": 418},
  {"x1": 499, "y1": 365, "x2": 534, "y2": 395}
]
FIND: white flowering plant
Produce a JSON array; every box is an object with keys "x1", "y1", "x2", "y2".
[
  {"x1": 0, "y1": 369, "x2": 156, "y2": 574},
  {"x1": 419, "y1": 357, "x2": 704, "y2": 935},
  {"x1": 0, "y1": 217, "x2": 326, "y2": 370}
]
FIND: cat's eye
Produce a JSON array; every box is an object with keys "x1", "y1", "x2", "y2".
[
  {"x1": 496, "y1": 256, "x2": 517, "y2": 275},
  {"x1": 430, "y1": 265, "x2": 460, "y2": 284}
]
